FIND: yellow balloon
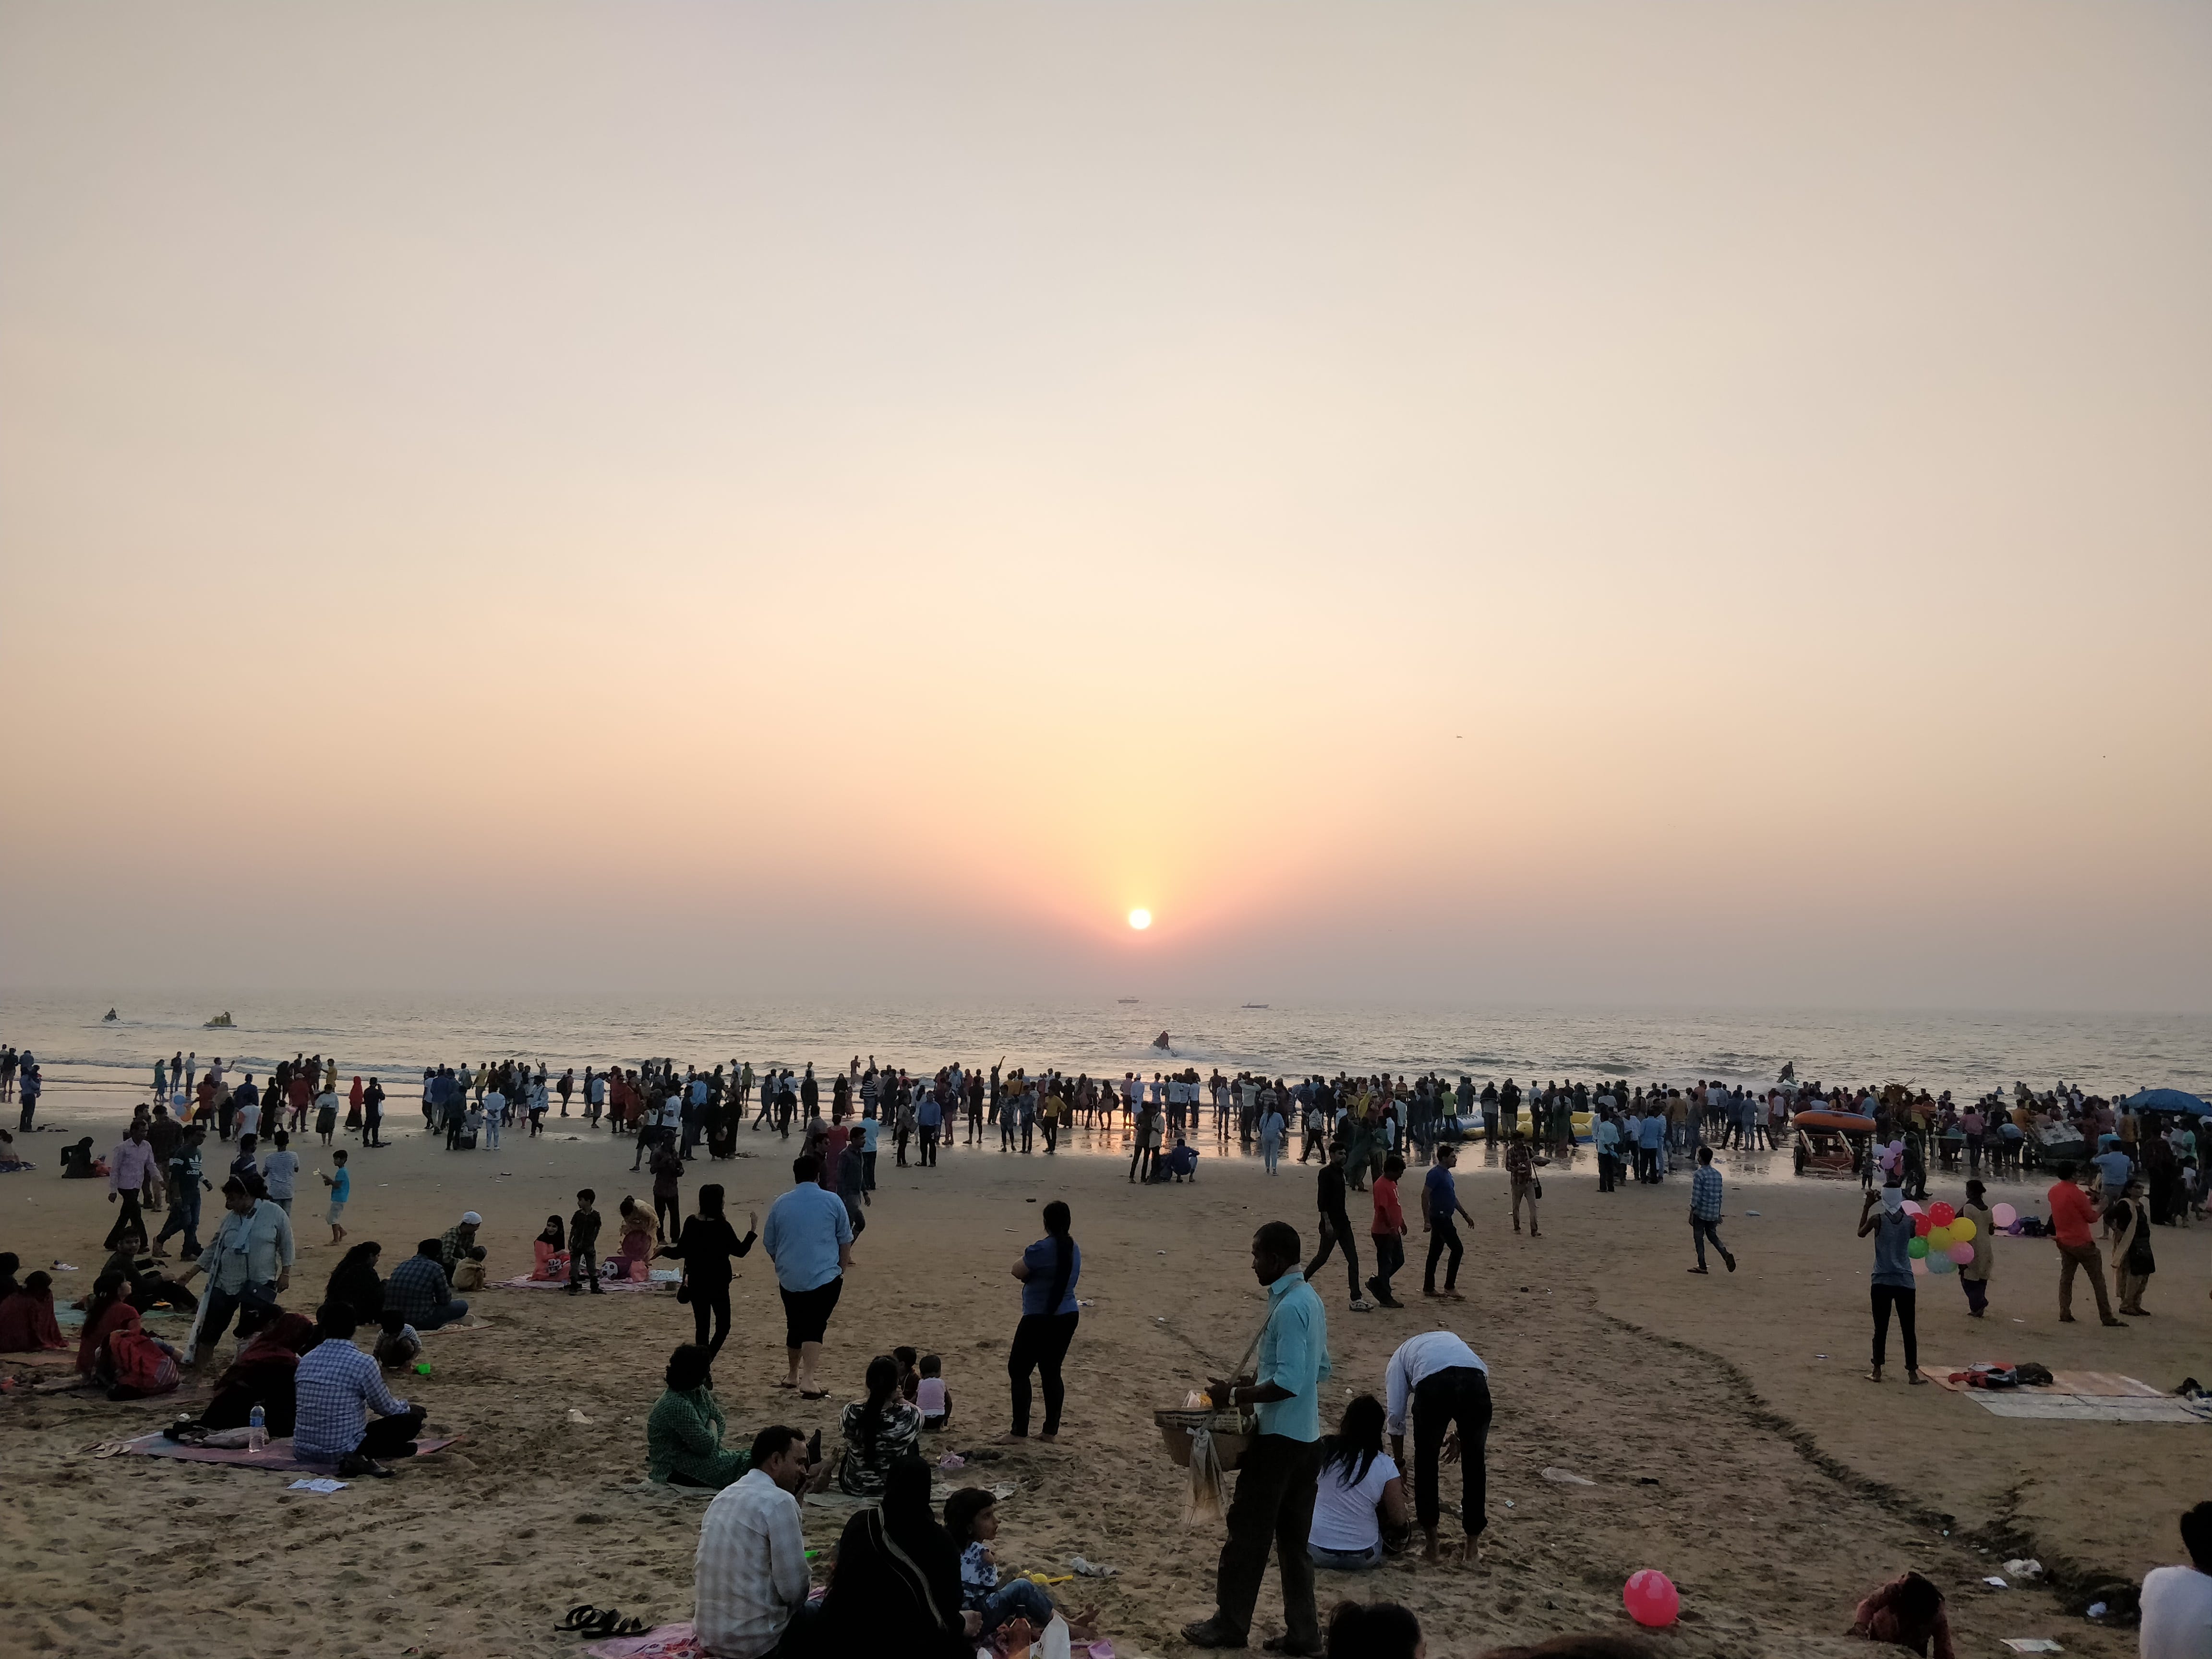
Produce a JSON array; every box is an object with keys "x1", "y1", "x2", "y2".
[
  {"x1": 1950, "y1": 1217, "x2": 1976, "y2": 1242},
  {"x1": 1926, "y1": 1226, "x2": 1953, "y2": 1250}
]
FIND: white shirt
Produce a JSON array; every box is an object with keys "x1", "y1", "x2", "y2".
[
  {"x1": 1383, "y1": 1332, "x2": 1487, "y2": 1437},
  {"x1": 1309, "y1": 1451, "x2": 1400, "y2": 1553},
  {"x1": 2142, "y1": 1565, "x2": 2212, "y2": 1659},
  {"x1": 696, "y1": 1469, "x2": 811, "y2": 1659},
  {"x1": 236, "y1": 1102, "x2": 261, "y2": 1138}
]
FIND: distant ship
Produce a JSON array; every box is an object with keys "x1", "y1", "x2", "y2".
[
  {"x1": 1242, "y1": 1003, "x2": 1269, "y2": 1010},
  {"x1": 1117, "y1": 998, "x2": 1139, "y2": 1004}
]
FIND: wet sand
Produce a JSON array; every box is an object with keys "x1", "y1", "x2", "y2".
[{"x1": 1, "y1": 1103, "x2": 2193, "y2": 1658}]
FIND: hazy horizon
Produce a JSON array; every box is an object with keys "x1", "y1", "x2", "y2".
[{"x1": 3, "y1": 3, "x2": 2208, "y2": 1012}]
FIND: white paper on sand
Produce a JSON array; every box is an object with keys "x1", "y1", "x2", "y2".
[
  {"x1": 2000, "y1": 1642, "x2": 2061, "y2": 1654},
  {"x1": 287, "y1": 1478, "x2": 347, "y2": 1493}
]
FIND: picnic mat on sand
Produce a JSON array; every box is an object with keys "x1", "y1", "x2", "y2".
[
  {"x1": 1922, "y1": 1365, "x2": 2212, "y2": 1423},
  {"x1": 91, "y1": 1431, "x2": 459, "y2": 1470},
  {"x1": 494, "y1": 1274, "x2": 668, "y2": 1293}
]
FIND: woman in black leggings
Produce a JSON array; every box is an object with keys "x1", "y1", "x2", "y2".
[
  {"x1": 655, "y1": 1183, "x2": 757, "y2": 1361},
  {"x1": 1004, "y1": 1200, "x2": 1081, "y2": 1442}
]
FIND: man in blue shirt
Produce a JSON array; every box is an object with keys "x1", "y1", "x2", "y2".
[
  {"x1": 1184, "y1": 1222, "x2": 1331, "y2": 1655},
  {"x1": 761, "y1": 1154, "x2": 854, "y2": 1397},
  {"x1": 1423, "y1": 1144, "x2": 1474, "y2": 1299}
]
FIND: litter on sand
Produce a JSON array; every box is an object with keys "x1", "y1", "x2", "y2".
[
  {"x1": 568, "y1": 1408, "x2": 592, "y2": 1424},
  {"x1": 287, "y1": 1477, "x2": 348, "y2": 1493},
  {"x1": 2005, "y1": 1558, "x2": 2044, "y2": 1580},
  {"x1": 1984, "y1": 1576, "x2": 2009, "y2": 1588},
  {"x1": 1070, "y1": 1556, "x2": 1119, "y2": 1578},
  {"x1": 2000, "y1": 1642, "x2": 2062, "y2": 1654},
  {"x1": 1539, "y1": 1467, "x2": 1597, "y2": 1486}
]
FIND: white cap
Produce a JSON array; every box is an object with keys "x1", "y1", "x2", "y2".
[{"x1": 460, "y1": 1211, "x2": 483, "y2": 1226}]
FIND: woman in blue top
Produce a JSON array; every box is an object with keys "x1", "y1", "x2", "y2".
[{"x1": 1004, "y1": 1200, "x2": 1080, "y2": 1443}]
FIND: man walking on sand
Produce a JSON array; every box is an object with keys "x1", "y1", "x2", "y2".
[
  {"x1": 1688, "y1": 1145, "x2": 1736, "y2": 1274},
  {"x1": 1423, "y1": 1142, "x2": 1475, "y2": 1298},
  {"x1": 2046, "y1": 1160, "x2": 2124, "y2": 1327},
  {"x1": 1184, "y1": 1222, "x2": 1331, "y2": 1655}
]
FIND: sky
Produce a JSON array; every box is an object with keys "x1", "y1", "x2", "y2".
[{"x1": 1, "y1": 3, "x2": 2207, "y2": 1011}]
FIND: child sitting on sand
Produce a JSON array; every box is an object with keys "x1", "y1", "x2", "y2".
[
  {"x1": 374, "y1": 1308, "x2": 421, "y2": 1371},
  {"x1": 943, "y1": 1487, "x2": 1098, "y2": 1642},
  {"x1": 915, "y1": 1352, "x2": 951, "y2": 1431},
  {"x1": 893, "y1": 1345, "x2": 921, "y2": 1400}
]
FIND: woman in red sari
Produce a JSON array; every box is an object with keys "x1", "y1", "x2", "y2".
[
  {"x1": 76, "y1": 1271, "x2": 142, "y2": 1378},
  {"x1": 0, "y1": 1270, "x2": 69, "y2": 1352}
]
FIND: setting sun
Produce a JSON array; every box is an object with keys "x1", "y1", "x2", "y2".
[{"x1": 1127, "y1": 908, "x2": 1152, "y2": 931}]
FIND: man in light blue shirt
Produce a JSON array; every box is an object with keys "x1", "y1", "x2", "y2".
[
  {"x1": 1186, "y1": 1222, "x2": 1331, "y2": 1654},
  {"x1": 761, "y1": 1154, "x2": 853, "y2": 1397},
  {"x1": 2090, "y1": 1140, "x2": 2134, "y2": 1196},
  {"x1": 180, "y1": 1176, "x2": 295, "y2": 1365},
  {"x1": 1594, "y1": 1110, "x2": 1622, "y2": 1193}
]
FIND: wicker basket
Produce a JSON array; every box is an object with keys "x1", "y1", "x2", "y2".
[{"x1": 1154, "y1": 1406, "x2": 1252, "y2": 1471}]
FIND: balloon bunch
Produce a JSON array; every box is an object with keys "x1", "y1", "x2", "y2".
[{"x1": 1901, "y1": 1199, "x2": 1976, "y2": 1273}]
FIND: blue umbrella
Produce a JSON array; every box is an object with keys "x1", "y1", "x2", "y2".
[{"x1": 2123, "y1": 1087, "x2": 2211, "y2": 1115}]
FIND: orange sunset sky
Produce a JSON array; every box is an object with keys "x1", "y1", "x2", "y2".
[{"x1": 1, "y1": 4, "x2": 2207, "y2": 1008}]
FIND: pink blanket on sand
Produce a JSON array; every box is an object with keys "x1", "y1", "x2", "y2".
[{"x1": 105, "y1": 1430, "x2": 458, "y2": 1471}]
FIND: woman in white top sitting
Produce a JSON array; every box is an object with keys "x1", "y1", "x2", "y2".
[{"x1": 1307, "y1": 1394, "x2": 1410, "y2": 1570}]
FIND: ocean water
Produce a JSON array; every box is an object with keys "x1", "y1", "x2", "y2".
[{"x1": 5, "y1": 991, "x2": 2206, "y2": 1120}]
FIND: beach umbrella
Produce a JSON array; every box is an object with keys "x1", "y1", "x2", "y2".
[{"x1": 2124, "y1": 1088, "x2": 2210, "y2": 1115}]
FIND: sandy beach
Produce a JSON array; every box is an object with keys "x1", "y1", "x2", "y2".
[{"x1": 2, "y1": 1102, "x2": 2200, "y2": 1659}]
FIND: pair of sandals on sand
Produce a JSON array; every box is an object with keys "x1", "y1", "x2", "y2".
[{"x1": 557, "y1": 1605, "x2": 651, "y2": 1637}]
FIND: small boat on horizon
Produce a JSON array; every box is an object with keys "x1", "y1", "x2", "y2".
[
  {"x1": 1242, "y1": 1003, "x2": 1269, "y2": 1010},
  {"x1": 204, "y1": 1011, "x2": 234, "y2": 1029},
  {"x1": 1117, "y1": 997, "x2": 1139, "y2": 1004}
]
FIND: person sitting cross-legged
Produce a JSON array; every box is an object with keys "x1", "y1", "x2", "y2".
[{"x1": 292, "y1": 1301, "x2": 428, "y2": 1478}]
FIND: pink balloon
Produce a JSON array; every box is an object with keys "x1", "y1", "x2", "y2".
[
  {"x1": 1992, "y1": 1202, "x2": 2018, "y2": 1228},
  {"x1": 1623, "y1": 1570, "x2": 1680, "y2": 1628},
  {"x1": 1901, "y1": 1200, "x2": 1923, "y2": 1215},
  {"x1": 1948, "y1": 1241, "x2": 1975, "y2": 1265}
]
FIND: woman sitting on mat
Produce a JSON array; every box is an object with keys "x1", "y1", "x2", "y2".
[
  {"x1": 531, "y1": 1215, "x2": 568, "y2": 1281},
  {"x1": 812, "y1": 1454, "x2": 978, "y2": 1658},
  {"x1": 0, "y1": 1270, "x2": 69, "y2": 1352},
  {"x1": 822, "y1": 1351, "x2": 924, "y2": 1497},
  {"x1": 647, "y1": 1341, "x2": 750, "y2": 1489},
  {"x1": 203, "y1": 1310, "x2": 321, "y2": 1435},
  {"x1": 75, "y1": 1272, "x2": 142, "y2": 1379},
  {"x1": 325, "y1": 1241, "x2": 385, "y2": 1327}
]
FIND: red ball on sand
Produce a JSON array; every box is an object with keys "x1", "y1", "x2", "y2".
[
  {"x1": 1624, "y1": 1569, "x2": 1680, "y2": 1628},
  {"x1": 1928, "y1": 1202, "x2": 1956, "y2": 1226}
]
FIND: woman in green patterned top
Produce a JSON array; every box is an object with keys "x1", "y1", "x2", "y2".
[{"x1": 647, "y1": 1343, "x2": 750, "y2": 1489}]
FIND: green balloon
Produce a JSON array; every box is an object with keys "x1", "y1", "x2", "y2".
[{"x1": 1907, "y1": 1236, "x2": 1929, "y2": 1259}]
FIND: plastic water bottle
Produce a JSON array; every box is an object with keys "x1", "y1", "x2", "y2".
[{"x1": 248, "y1": 1403, "x2": 266, "y2": 1452}]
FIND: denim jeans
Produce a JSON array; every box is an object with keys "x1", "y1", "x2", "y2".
[
  {"x1": 980, "y1": 1577, "x2": 1055, "y2": 1635},
  {"x1": 156, "y1": 1185, "x2": 204, "y2": 1257},
  {"x1": 1308, "y1": 1540, "x2": 1383, "y2": 1571}
]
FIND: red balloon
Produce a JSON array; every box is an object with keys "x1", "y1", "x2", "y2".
[
  {"x1": 1928, "y1": 1202, "x2": 1957, "y2": 1227},
  {"x1": 1624, "y1": 1569, "x2": 1680, "y2": 1628},
  {"x1": 1913, "y1": 1214, "x2": 1932, "y2": 1237}
]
